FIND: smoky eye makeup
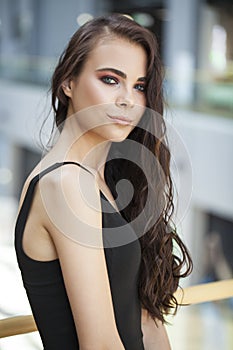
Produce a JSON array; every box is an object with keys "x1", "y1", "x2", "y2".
[
  {"x1": 99, "y1": 74, "x2": 119, "y2": 85},
  {"x1": 135, "y1": 83, "x2": 146, "y2": 92},
  {"x1": 96, "y1": 68, "x2": 147, "y2": 91}
]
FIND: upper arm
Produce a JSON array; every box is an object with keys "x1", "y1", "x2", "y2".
[
  {"x1": 40, "y1": 166, "x2": 124, "y2": 349},
  {"x1": 141, "y1": 309, "x2": 171, "y2": 350}
]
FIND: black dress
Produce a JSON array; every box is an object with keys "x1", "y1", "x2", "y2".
[{"x1": 14, "y1": 161, "x2": 144, "y2": 349}]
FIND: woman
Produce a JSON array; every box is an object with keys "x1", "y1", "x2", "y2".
[{"x1": 15, "y1": 14, "x2": 192, "y2": 349}]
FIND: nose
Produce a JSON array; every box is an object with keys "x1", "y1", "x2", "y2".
[{"x1": 115, "y1": 89, "x2": 134, "y2": 109}]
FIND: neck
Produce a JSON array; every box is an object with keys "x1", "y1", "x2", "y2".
[{"x1": 48, "y1": 116, "x2": 112, "y2": 182}]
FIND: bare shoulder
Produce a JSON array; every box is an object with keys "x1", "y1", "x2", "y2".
[
  {"x1": 19, "y1": 160, "x2": 96, "y2": 211},
  {"x1": 17, "y1": 160, "x2": 103, "y2": 259},
  {"x1": 17, "y1": 161, "x2": 45, "y2": 212},
  {"x1": 39, "y1": 162, "x2": 102, "y2": 247},
  {"x1": 39, "y1": 161, "x2": 98, "y2": 210}
]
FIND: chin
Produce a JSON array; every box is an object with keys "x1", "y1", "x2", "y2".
[
  {"x1": 108, "y1": 129, "x2": 133, "y2": 142},
  {"x1": 97, "y1": 125, "x2": 133, "y2": 142}
]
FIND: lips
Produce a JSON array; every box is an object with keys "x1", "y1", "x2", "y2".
[{"x1": 107, "y1": 114, "x2": 132, "y2": 125}]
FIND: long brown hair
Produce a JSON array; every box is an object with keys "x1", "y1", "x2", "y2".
[{"x1": 50, "y1": 13, "x2": 192, "y2": 323}]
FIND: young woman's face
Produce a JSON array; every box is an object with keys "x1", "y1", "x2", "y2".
[{"x1": 62, "y1": 37, "x2": 147, "y2": 142}]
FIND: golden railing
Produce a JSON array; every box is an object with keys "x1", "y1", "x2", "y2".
[{"x1": 1, "y1": 279, "x2": 233, "y2": 338}]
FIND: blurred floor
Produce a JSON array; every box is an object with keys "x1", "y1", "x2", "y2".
[
  {"x1": 166, "y1": 300, "x2": 233, "y2": 350},
  {"x1": 0, "y1": 196, "x2": 232, "y2": 349}
]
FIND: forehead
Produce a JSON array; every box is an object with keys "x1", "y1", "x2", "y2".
[{"x1": 85, "y1": 38, "x2": 147, "y2": 75}]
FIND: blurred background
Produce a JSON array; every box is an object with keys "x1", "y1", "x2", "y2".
[{"x1": 0, "y1": 0, "x2": 232, "y2": 349}]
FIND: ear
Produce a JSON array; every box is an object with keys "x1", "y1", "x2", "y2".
[{"x1": 61, "y1": 80, "x2": 72, "y2": 97}]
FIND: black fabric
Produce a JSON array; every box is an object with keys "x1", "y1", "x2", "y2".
[{"x1": 14, "y1": 161, "x2": 144, "y2": 349}]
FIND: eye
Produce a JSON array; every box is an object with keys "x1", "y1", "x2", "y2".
[
  {"x1": 100, "y1": 75, "x2": 119, "y2": 85},
  {"x1": 135, "y1": 83, "x2": 146, "y2": 93}
]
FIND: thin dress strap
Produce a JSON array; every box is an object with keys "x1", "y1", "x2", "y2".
[{"x1": 14, "y1": 161, "x2": 93, "y2": 255}]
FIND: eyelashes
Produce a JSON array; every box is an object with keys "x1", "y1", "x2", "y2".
[
  {"x1": 134, "y1": 83, "x2": 146, "y2": 92},
  {"x1": 99, "y1": 75, "x2": 146, "y2": 93},
  {"x1": 100, "y1": 75, "x2": 118, "y2": 85}
]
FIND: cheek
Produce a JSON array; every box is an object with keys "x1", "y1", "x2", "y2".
[
  {"x1": 92, "y1": 82, "x2": 115, "y2": 104},
  {"x1": 133, "y1": 90, "x2": 146, "y2": 109},
  {"x1": 87, "y1": 81, "x2": 114, "y2": 105},
  {"x1": 134, "y1": 99, "x2": 146, "y2": 118},
  {"x1": 138, "y1": 94, "x2": 146, "y2": 106},
  {"x1": 73, "y1": 83, "x2": 106, "y2": 109},
  {"x1": 91, "y1": 91, "x2": 108, "y2": 105}
]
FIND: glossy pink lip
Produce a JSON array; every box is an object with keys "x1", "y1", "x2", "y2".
[{"x1": 107, "y1": 115, "x2": 132, "y2": 125}]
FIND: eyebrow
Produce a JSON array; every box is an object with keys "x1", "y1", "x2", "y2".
[{"x1": 95, "y1": 67, "x2": 146, "y2": 82}]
